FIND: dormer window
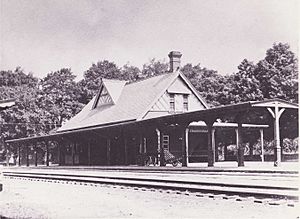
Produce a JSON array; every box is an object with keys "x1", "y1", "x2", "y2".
[
  {"x1": 92, "y1": 78, "x2": 127, "y2": 110},
  {"x1": 170, "y1": 94, "x2": 175, "y2": 112},
  {"x1": 92, "y1": 85, "x2": 113, "y2": 109}
]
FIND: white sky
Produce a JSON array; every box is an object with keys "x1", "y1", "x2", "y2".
[{"x1": 0, "y1": 0, "x2": 298, "y2": 79}]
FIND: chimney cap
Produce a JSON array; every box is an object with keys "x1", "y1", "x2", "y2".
[{"x1": 168, "y1": 51, "x2": 182, "y2": 58}]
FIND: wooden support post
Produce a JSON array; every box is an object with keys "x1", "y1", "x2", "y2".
[
  {"x1": 34, "y1": 144, "x2": 38, "y2": 167},
  {"x1": 57, "y1": 138, "x2": 63, "y2": 166},
  {"x1": 57, "y1": 141, "x2": 61, "y2": 166},
  {"x1": 143, "y1": 137, "x2": 147, "y2": 154},
  {"x1": 224, "y1": 143, "x2": 227, "y2": 161},
  {"x1": 5, "y1": 143, "x2": 9, "y2": 166},
  {"x1": 249, "y1": 141, "x2": 254, "y2": 160},
  {"x1": 208, "y1": 127, "x2": 216, "y2": 167},
  {"x1": 107, "y1": 139, "x2": 111, "y2": 166},
  {"x1": 26, "y1": 144, "x2": 29, "y2": 167},
  {"x1": 139, "y1": 135, "x2": 143, "y2": 155},
  {"x1": 248, "y1": 134, "x2": 255, "y2": 161},
  {"x1": 215, "y1": 132, "x2": 220, "y2": 163},
  {"x1": 267, "y1": 103, "x2": 285, "y2": 167},
  {"x1": 124, "y1": 138, "x2": 128, "y2": 165},
  {"x1": 62, "y1": 141, "x2": 66, "y2": 166},
  {"x1": 156, "y1": 129, "x2": 161, "y2": 166},
  {"x1": 72, "y1": 143, "x2": 75, "y2": 166},
  {"x1": 260, "y1": 129, "x2": 264, "y2": 162},
  {"x1": 212, "y1": 128, "x2": 216, "y2": 162},
  {"x1": 185, "y1": 128, "x2": 189, "y2": 167},
  {"x1": 137, "y1": 133, "x2": 145, "y2": 166},
  {"x1": 205, "y1": 119, "x2": 216, "y2": 167},
  {"x1": 159, "y1": 130, "x2": 165, "y2": 166},
  {"x1": 46, "y1": 141, "x2": 49, "y2": 166},
  {"x1": 179, "y1": 123, "x2": 189, "y2": 167},
  {"x1": 87, "y1": 141, "x2": 91, "y2": 166},
  {"x1": 235, "y1": 121, "x2": 245, "y2": 167},
  {"x1": 280, "y1": 137, "x2": 284, "y2": 162},
  {"x1": 274, "y1": 107, "x2": 282, "y2": 166},
  {"x1": 18, "y1": 144, "x2": 21, "y2": 166},
  {"x1": 181, "y1": 129, "x2": 187, "y2": 167}
]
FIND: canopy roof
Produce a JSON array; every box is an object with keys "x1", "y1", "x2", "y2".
[
  {"x1": 7, "y1": 99, "x2": 297, "y2": 144},
  {"x1": 159, "y1": 99, "x2": 298, "y2": 124}
]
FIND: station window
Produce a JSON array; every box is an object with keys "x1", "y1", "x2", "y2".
[
  {"x1": 183, "y1": 94, "x2": 188, "y2": 112},
  {"x1": 170, "y1": 94, "x2": 175, "y2": 112}
]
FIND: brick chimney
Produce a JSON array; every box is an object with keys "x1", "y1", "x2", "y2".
[{"x1": 168, "y1": 51, "x2": 182, "y2": 72}]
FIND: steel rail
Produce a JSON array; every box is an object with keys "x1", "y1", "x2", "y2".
[{"x1": 3, "y1": 171, "x2": 298, "y2": 200}]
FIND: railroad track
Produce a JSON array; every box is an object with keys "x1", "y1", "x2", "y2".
[
  {"x1": 2, "y1": 170, "x2": 298, "y2": 201},
  {"x1": 2, "y1": 173, "x2": 298, "y2": 208}
]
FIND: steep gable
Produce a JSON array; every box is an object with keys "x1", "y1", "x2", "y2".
[
  {"x1": 58, "y1": 71, "x2": 209, "y2": 132},
  {"x1": 103, "y1": 79, "x2": 127, "y2": 104},
  {"x1": 167, "y1": 77, "x2": 191, "y2": 94},
  {"x1": 142, "y1": 73, "x2": 208, "y2": 119},
  {"x1": 58, "y1": 73, "x2": 179, "y2": 132},
  {"x1": 92, "y1": 79, "x2": 126, "y2": 109}
]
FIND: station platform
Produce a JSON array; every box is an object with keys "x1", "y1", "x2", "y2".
[
  {"x1": 4, "y1": 161, "x2": 298, "y2": 173},
  {"x1": 1, "y1": 161, "x2": 299, "y2": 200},
  {"x1": 188, "y1": 161, "x2": 299, "y2": 172}
]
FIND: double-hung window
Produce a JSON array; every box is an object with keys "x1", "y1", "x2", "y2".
[
  {"x1": 170, "y1": 94, "x2": 175, "y2": 112},
  {"x1": 183, "y1": 94, "x2": 188, "y2": 112}
]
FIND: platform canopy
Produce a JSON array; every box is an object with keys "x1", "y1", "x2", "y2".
[
  {"x1": 148, "y1": 98, "x2": 298, "y2": 124},
  {"x1": 5, "y1": 98, "x2": 298, "y2": 167},
  {"x1": 6, "y1": 99, "x2": 298, "y2": 141},
  {"x1": 6, "y1": 99, "x2": 299, "y2": 143}
]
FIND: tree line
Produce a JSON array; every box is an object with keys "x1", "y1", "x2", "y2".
[{"x1": 0, "y1": 42, "x2": 298, "y2": 147}]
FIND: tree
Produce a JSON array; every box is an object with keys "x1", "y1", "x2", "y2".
[
  {"x1": 253, "y1": 43, "x2": 298, "y2": 102},
  {"x1": 0, "y1": 67, "x2": 37, "y2": 90},
  {"x1": 225, "y1": 59, "x2": 264, "y2": 103},
  {"x1": 141, "y1": 58, "x2": 169, "y2": 78},
  {"x1": 207, "y1": 43, "x2": 298, "y2": 106},
  {"x1": 0, "y1": 68, "x2": 40, "y2": 141},
  {"x1": 181, "y1": 63, "x2": 227, "y2": 106},
  {"x1": 121, "y1": 64, "x2": 142, "y2": 82},
  {"x1": 79, "y1": 60, "x2": 123, "y2": 102},
  {"x1": 37, "y1": 68, "x2": 83, "y2": 131},
  {"x1": 0, "y1": 68, "x2": 84, "y2": 161}
]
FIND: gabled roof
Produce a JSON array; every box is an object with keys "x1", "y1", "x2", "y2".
[
  {"x1": 250, "y1": 98, "x2": 298, "y2": 109},
  {"x1": 178, "y1": 72, "x2": 209, "y2": 109},
  {"x1": 102, "y1": 79, "x2": 127, "y2": 104},
  {"x1": 92, "y1": 79, "x2": 127, "y2": 109},
  {"x1": 58, "y1": 72, "x2": 208, "y2": 132}
]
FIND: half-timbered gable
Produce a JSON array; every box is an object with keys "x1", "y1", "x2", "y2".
[{"x1": 92, "y1": 79, "x2": 127, "y2": 109}]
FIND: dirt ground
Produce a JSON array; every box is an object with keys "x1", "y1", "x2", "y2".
[{"x1": 0, "y1": 177, "x2": 299, "y2": 219}]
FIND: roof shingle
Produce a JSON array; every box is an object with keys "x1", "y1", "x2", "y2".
[{"x1": 58, "y1": 72, "x2": 180, "y2": 132}]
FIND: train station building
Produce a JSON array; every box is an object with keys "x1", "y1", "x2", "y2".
[{"x1": 5, "y1": 52, "x2": 298, "y2": 168}]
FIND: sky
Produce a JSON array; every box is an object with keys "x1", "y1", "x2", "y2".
[{"x1": 0, "y1": 0, "x2": 299, "y2": 79}]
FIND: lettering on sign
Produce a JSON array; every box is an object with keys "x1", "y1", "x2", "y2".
[{"x1": 189, "y1": 129, "x2": 208, "y2": 133}]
